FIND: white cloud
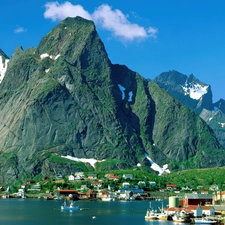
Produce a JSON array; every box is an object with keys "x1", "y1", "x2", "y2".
[
  {"x1": 44, "y1": 2, "x2": 92, "y2": 21},
  {"x1": 43, "y1": 1, "x2": 158, "y2": 41},
  {"x1": 14, "y1": 25, "x2": 27, "y2": 33},
  {"x1": 147, "y1": 26, "x2": 158, "y2": 39}
]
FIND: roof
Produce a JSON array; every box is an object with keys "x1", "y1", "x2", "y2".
[
  {"x1": 167, "y1": 184, "x2": 176, "y2": 186},
  {"x1": 58, "y1": 190, "x2": 78, "y2": 193},
  {"x1": 185, "y1": 205, "x2": 201, "y2": 211},
  {"x1": 201, "y1": 206, "x2": 214, "y2": 210},
  {"x1": 185, "y1": 194, "x2": 213, "y2": 199}
]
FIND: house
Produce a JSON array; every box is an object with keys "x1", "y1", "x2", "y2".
[
  {"x1": 165, "y1": 207, "x2": 178, "y2": 215},
  {"x1": 58, "y1": 190, "x2": 79, "y2": 199},
  {"x1": 86, "y1": 189, "x2": 96, "y2": 199},
  {"x1": 122, "y1": 174, "x2": 133, "y2": 179},
  {"x1": 213, "y1": 205, "x2": 225, "y2": 215},
  {"x1": 186, "y1": 205, "x2": 202, "y2": 217},
  {"x1": 30, "y1": 183, "x2": 41, "y2": 190},
  {"x1": 209, "y1": 185, "x2": 218, "y2": 191},
  {"x1": 108, "y1": 175, "x2": 119, "y2": 181},
  {"x1": 74, "y1": 175, "x2": 83, "y2": 180},
  {"x1": 149, "y1": 181, "x2": 156, "y2": 187},
  {"x1": 55, "y1": 173, "x2": 64, "y2": 179},
  {"x1": 97, "y1": 190, "x2": 111, "y2": 198},
  {"x1": 117, "y1": 190, "x2": 133, "y2": 200},
  {"x1": 17, "y1": 188, "x2": 25, "y2": 197},
  {"x1": 214, "y1": 191, "x2": 225, "y2": 201},
  {"x1": 181, "y1": 186, "x2": 192, "y2": 191},
  {"x1": 92, "y1": 181, "x2": 102, "y2": 188},
  {"x1": 201, "y1": 190, "x2": 209, "y2": 195},
  {"x1": 21, "y1": 183, "x2": 27, "y2": 189},
  {"x1": 105, "y1": 173, "x2": 115, "y2": 178},
  {"x1": 68, "y1": 174, "x2": 75, "y2": 181},
  {"x1": 166, "y1": 184, "x2": 177, "y2": 190},
  {"x1": 122, "y1": 182, "x2": 130, "y2": 189},
  {"x1": 74, "y1": 172, "x2": 84, "y2": 177},
  {"x1": 183, "y1": 194, "x2": 213, "y2": 207},
  {"x1": 88, "y1": 174, "x2": 98, "y2": 179},
  {"x1": 201, "y1": 206, "x2": 215, "y2": 216}
]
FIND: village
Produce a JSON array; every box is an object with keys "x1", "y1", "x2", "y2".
[{"x1": 2, "y1": 171, "x2": 225, "y2": 224}]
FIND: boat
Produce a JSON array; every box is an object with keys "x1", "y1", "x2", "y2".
[
  {"x1": 145, "y1": 202, "x2": 158, "y2": 220},
  {"x1": 61, "y1": 201, "x2": 79, "y2": 211},
  {"x1": 101, "y1": 196, "x2": 115, "y2": 201},
  {"x1": 157, "y1": 202, "x2": 168, "y2": 220},
  {"x1": 145, "y1": 209, "x2": 158, "y2": 220},
  {"x1": 172, "y1": 214, "x2": 185, "y2": 223},
  {"x1": 193, "y1": 217, "x2": 217, "y2": 224},
  {"x1": 157, "y1": 212, "x2": 168, "y2": 221}
]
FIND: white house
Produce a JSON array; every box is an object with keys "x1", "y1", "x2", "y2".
[
  {"x1": 68, "y1": 174, "x2": 75, "y2": 181},
  {"x1": 201, "y1": 206, "x2": 215, "y2": 216},
  {"x1": 74, "y1": 172, "x2": 84, "y2": 177},
  {"x1": 122, "y1": 174, "x2": 133, "y2": 179}
]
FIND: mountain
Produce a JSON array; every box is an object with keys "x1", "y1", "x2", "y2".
[
  {"x1": 0, "y1": 17, "x2": 225, "y2": 183},
  {"x1": 153, "y1": 70, "x2": 225, "y2": 148}
]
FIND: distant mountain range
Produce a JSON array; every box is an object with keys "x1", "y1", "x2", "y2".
[
  {"x1": 154, "y1": 70, "x2": 225, "y2": 148},
  {"x1": 0, "y1": 17, "x2": 225, "y2": 183}
]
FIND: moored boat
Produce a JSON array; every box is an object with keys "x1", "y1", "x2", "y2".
[
  {"x1": 61, "y1": 201, "x2": 79, "y2": 211},
  {"x1": 101, "y1": 196, "x2": 115, "y2": 201},
  {"x1": 145, "y1": 209, "x2": 158, "y2": 220},
  {"x1": 157, "y1": 212, "x2": 168, "y2": 221},
  {"x1": 193, "y1": 217, "x2": 217, "y2": 224},
  {"x1": 173, "y1": 214, "x2": 185, "y2": 223},
  {"x1": 145, "y1": 202, "x2": 158, "y2": 220},
  {"x1": 157, "y1": 201, "x2": 168, "y2": 220}
]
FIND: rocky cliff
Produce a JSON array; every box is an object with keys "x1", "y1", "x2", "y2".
[{"x1": 0, "y1": 17, "x2": 224, "y2": 183}]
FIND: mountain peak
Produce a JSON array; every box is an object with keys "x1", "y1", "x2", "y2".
[{"x1": 154, "y1": 70, "x2": 213, "y2": 111}]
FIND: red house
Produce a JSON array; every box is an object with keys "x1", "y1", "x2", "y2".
[{"x1": 183, "y1": 194, "x2": 213, "y2": 207}]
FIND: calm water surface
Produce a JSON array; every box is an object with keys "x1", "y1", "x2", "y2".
[{"x1": 0, "y1": 198, "x2": 189, "y2": 225}]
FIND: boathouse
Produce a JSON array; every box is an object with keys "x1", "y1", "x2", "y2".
[{"x1": 183, "y1": 194, "x2": 213, "y2": 207}]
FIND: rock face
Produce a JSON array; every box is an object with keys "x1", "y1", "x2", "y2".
[
  {"x1": 154, "y1": 70, "x2": 225, "y2": 149},
  {"x1": 0, "y1": 17, "x2": 225, "y2": 183}
]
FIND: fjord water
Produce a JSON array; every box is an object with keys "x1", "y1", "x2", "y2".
[{"x1": 0, "y1": 198, "x2": 184, "y2": 225}]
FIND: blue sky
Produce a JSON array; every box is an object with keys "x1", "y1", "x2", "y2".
[{"x1": 1, "y1": 0, "x2": 225, "y2": 102}]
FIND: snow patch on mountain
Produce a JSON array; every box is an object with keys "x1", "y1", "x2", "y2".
[
  {"x1": 0, "y1": 56, "x2": 9, "y2": 83},
  {"x1": 181, "y1": 81, "x2": 208, "y2": 100},
  {"x1": 61, "y1": 155, "x2": 105, "y2": 168},
  {"x1": 218, "y1": 122, "x2": 225, "y2": 128},
  {"x1": 40, "y1": 53, "x2": 60, "y2": 60}
]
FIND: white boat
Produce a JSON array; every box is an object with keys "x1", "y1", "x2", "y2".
[
  {"x1": 193, "y1": 217, "x2": 217, "y2": 224},
  {"x1": 61, "y1": 201, "x2": 79, "y2": 211},
  {"x1": 172, "y1": 214, "x2": 185, "y2": 223},
  {"x1": 157, "y1": 212, "x2": 168, "y2": 221},
  {"x1": 101, "y1": 196, "x2": 115, "y2": 201}
]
